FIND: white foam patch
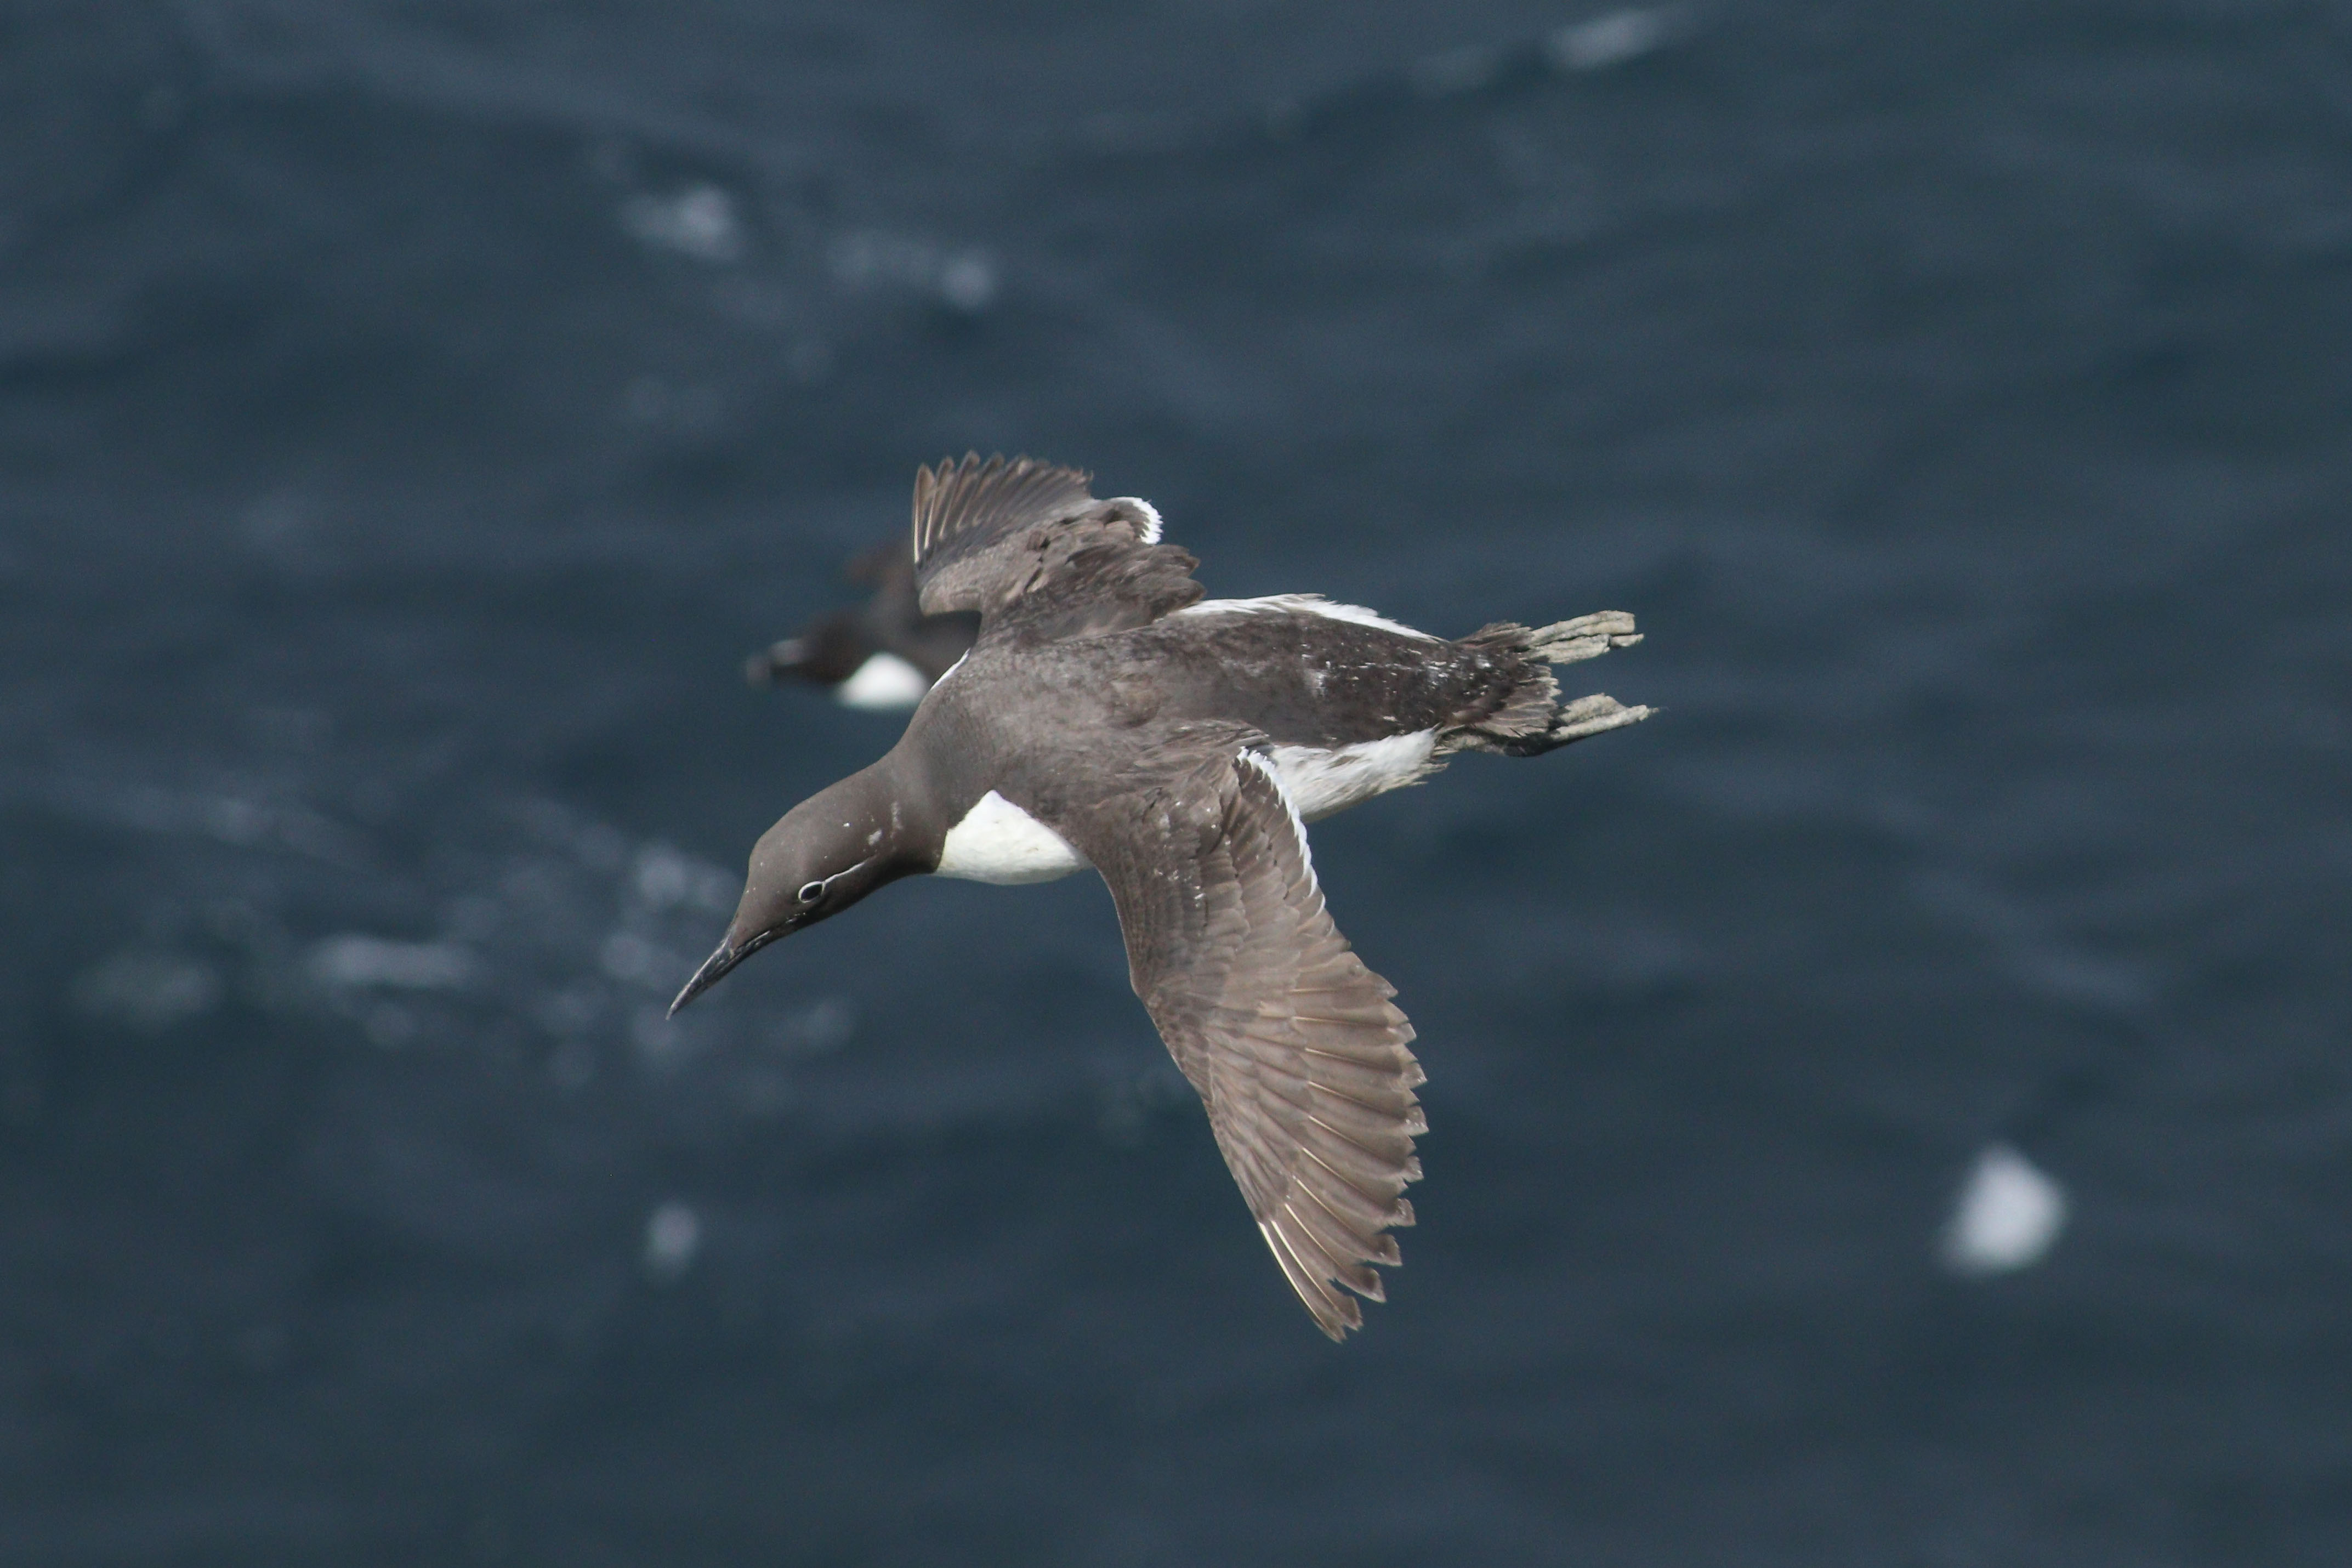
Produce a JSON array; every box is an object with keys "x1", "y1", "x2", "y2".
[
  {"x1": 1173, "y1": 594, "x2": 1436, "y2": 640},
  {"x1": 618, "y1": 184, "x2": 743, "y2": 263},
  {"x1": 632, "y1": 843, "x2": 736, "y2": 913},
  {"x1": 309, "y1": 935, "x2": 476, "y2": 991},
  {"x1": 935, "y1": 791, "x2": 1089, "y2": 884},
  {"x1": 599, "y1": 931, "x2": 682, "y2": 989},
  {"x1": 1942, "y1": 1144, "x2": 2069, "y2": 1276},
  {"x1": 828, "y1": 231, "x2": 996, "y2": 313},
  {"x1": 71, "y1": 950, "x2": 221, "y2": 1033},
  {"x1": 44, "y1": 770, "x2": 853, "y2": 1095},
  {"x1": 1547, "y1": 8, "x2": 1682, "y2": 72},
  {"x1": 836, "y1": 651, "x2": 933, "y2": 710},
  {"x1": 643, "y1": 1201, "x2": 702, "y2": 1280}
]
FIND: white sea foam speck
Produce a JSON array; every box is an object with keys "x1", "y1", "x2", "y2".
[
  {"x1": 1547, "y1": 8, "x2": 1683, "y2": 72},
  {"x1": 72, "y1": 950, "x2": 221, "y2": 1033},
  {"x1": 1942, "y1": 1144, "x2": 2069, "y2": 1276},
  {"x1": 619, "y1": 184, "x2": 743, "y2": 263},
  {"x1": 309, "y1": 935, "x2": 475, "y2": 991},
  {"x1": 643, "y1": 1201, "x2": 701, "y2": 1280}
]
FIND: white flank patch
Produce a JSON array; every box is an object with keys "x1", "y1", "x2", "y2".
[
  {"x1": 1942, "y1": 1144, "x2": 2069, "y2": 1277},
  {"x1": 1265, "y1": 731, "x2": 1440, "y2": 822},
  {"x1": 935, "y1": 790, "x2": 1089, "y2": 883},
  {"x1": 835, "y1": 651, "x2": 933, "y2": 710},
  {"x1": 1173, "y1": 593, "x2": 1436, "y2": 641}
]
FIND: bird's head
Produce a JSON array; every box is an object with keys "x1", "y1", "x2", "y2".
[
  {"x1": 668, "y1": 780, "x2": 910, "y2": 1015},
  {"x1": 744, "y1": 612, "x2": 870, "y2": 689}
]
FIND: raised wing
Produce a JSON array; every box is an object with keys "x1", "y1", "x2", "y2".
[
  {"x1": 910, "y1": 453, "x2": 1203, "y2": 643},
  {"x1": 1064, "y1": 736, "x2": 1425, "y2": 1339}
]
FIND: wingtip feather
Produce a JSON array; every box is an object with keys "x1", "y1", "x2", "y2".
[{"x1": 1258, "y1": 1219, "x2": 1360, "y2": 1339}]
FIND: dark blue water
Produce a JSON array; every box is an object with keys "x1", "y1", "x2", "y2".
[{"x1": 6, "y1": 2, "x2": 2350, "y2": 1562}]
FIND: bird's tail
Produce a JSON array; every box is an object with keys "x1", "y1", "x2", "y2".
[
  {"x1": 1446, "y1": 611, "x2": 1653, "y2": 755},
  {"x1": 1521, "y1": 610, "x2": 1641, "y2": 664}
]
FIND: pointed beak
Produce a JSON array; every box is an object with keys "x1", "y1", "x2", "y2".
[{"x1": 668, "y1": 938, "x2": 743, "y2": 1018}]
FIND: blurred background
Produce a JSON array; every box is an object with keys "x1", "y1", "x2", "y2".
[{"x1": 5, "y1": 2, "x2": 2349, "y2": 1563}]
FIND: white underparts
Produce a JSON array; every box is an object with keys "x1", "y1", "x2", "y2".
[
  {"x1": 835, "y1": 651, "x2": 933, "y2": 710},
  {"x1": 1172, "y1": 594, "x2": 1437, "y2": 641},
  {"x1": 935, "y1": 791, "x2": 1090, "y2": 883},
  {"x1": 1264, "y1": 731, "x2": 1441, "y2": 822}
]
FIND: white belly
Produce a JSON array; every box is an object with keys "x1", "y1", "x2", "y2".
[
  {"x1": 935, "y1": 790, "x2": 1090, "y2": 883},
  {"x1": 834, "y1": 651, "x2": 933, "y2": 711},
  {"x1": 1265, "y1": 731, "x2": 1440, "y2": 822}
]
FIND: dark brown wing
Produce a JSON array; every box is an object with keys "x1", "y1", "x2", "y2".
[
  {"x1": 910, "y1": 453, "x2": 1202, "y2": 644},
  {"x1": 1063, "y1": 739, "x2": 1425, "y2": 1339}
]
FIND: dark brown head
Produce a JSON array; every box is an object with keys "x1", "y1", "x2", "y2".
[
  {"x1": 667, "y1": 770, "x2": 921, "y2": 1015},
  {"x1": 743, "y1": 612, "x2": 872, "y2": 688}
]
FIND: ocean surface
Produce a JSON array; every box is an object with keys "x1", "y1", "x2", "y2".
[{"x1": 5, "y1": 2, "x2": 2349, "y2": 1563}]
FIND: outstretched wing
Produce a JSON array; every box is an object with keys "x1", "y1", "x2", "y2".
[
  {"x1": 1063, "y1": 737, "x2": 1425, "y2": 1339},
  {"x1": 910, "y1": 453, "x2": 1203, "y2": 643}
]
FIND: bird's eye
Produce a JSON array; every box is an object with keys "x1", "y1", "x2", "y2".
[{"x1": 797, "y1": 880, "x2": 825, "y2": 904}]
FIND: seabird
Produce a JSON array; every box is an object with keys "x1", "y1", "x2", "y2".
[
  {"x1": 743, "y1": 538, "x2": 979, "y2": 709},
  {"x1": 673, "y1": 454, "x2": 1651, "y2": 1338}
]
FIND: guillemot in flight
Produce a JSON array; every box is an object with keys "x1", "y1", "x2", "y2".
[
  {"x1": 743, "y1": 538, "x2": 978, "y2": 709},
  {"x1": 673, "y1": 454, "x2": 1651, "y2": 1338}
]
